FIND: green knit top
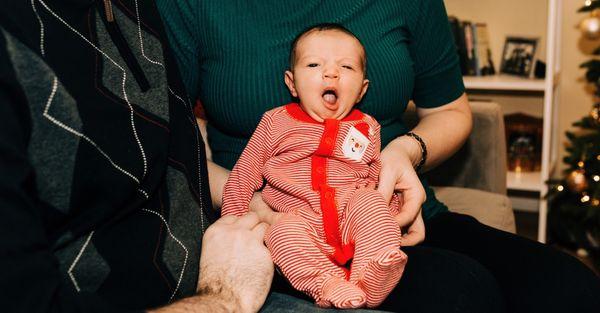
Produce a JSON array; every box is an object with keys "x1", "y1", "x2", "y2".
[{"x1": 157, "y1": 0, "x2": 465, "y2": 219}]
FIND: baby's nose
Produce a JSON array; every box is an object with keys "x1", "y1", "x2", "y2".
[{"x1": 323, "y1": 66, "x2": 339, "y2": 79}]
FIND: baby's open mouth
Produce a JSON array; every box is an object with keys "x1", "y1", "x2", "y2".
[{"x1": 322, "y1": 89, "x2": 338, "y2": 105}]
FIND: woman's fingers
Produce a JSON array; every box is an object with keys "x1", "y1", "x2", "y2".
[
  {"x1": 379, "y1": 160, "x2": 426, "y2": 227},
  {"x1": 377, "y1": 169, "x2": 396, "y2": 204},
  {"x1": 399, "y1": 213, "x2": 426, "y2": 246},
  {"x1": 394, "y1": 181, "x2": 425, "y2": 227}
]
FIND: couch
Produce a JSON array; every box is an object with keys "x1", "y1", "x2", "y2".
[{"x1": 403, "y1": 101, "x2": 516, "y2": 233}]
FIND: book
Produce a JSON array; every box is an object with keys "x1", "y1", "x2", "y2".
[
  {"x1": 475, "y1": 23, "x2": 495, "y2": 75},
  {"x1": 448, "y1": 17, "x2": 495, "y2": 76},
  {"x1": 463, "y1": 21, "x2": 476, "y2": 76},
  {"x1": 471, "y1": 23, "x2": 480, "y2": 75},
  {"x1": 449, "y1": 16, "x2": 468, "y2": 75}
]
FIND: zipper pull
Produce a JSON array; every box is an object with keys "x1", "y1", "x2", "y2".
[
  {"x1": 100, "y1": 0, "x2": 151, "y2": 92},
  {"x1": 103, "y1": 0, "x2": 114, "y2": 23}
]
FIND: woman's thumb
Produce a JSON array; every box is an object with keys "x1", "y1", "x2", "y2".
[{"x1": 377, "y1": 171, "x2": 395, "y2": 204}]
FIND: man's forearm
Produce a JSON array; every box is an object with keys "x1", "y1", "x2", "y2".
[{"x1": 148, "y1": 292, "x2": 236, "y2": 313}]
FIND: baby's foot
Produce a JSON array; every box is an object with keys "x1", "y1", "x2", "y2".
[
  {"x1": 358, "y1": 247, "x2": 407, "y2": 307},
  {"x1": 317, "y1": 277, "x2": 367, "y2": 309}
]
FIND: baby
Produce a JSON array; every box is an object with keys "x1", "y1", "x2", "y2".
[{"x1": 221, "y1": 24, "x2": 406, "y2": 309}]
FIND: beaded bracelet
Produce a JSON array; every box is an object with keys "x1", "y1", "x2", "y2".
[{"x1": 403, "y1": 132, "x2": 427, "y2": 172}]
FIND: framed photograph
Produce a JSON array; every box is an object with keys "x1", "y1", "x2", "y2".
[{"x1": 500, "y1": 37, "x2": 538, "y2": 77}]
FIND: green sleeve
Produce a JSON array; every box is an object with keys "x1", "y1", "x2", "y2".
[
  {"x1": 156, "y1": 0, "x2": 201, "y2": 101},
  {"x1": 408, "y1": 0, "x2": 465, "y2": 108}
]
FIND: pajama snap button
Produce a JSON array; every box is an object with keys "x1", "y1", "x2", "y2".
[
  {"x1": 317, "y1": 167, "x2": 324, "y2": 174},
  {"x1": 324, "y1": 138, "x2": 333, "y2": 145},
  {"x1": 325, "y1": 191, "x2": 333, "y2": 198}
]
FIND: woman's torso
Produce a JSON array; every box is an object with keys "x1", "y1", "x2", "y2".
[
  {"x1": 196, "y1": 0, "x2": 415, "y2": 168},
  {"x1": 179, "y1": 0, "x2": 458, "y2": 218}
]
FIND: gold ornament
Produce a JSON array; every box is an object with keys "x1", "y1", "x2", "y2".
[
  {"x1": 590, "y1": 103, "x2": 600, "y2": 125},
  {"x1": 580, "y1": 9, "x2": 600, "y2": 39},
  {"x1": 566, "y1": 169, "x2": 589, "y2": 193}
]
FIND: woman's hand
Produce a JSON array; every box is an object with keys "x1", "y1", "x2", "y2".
[{"x1": 378, "y1": 136, "x2": 426, "y2": 246}]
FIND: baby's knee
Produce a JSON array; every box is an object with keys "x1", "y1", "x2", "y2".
[
  {"x1": 348, "y1": 188, "x2": 388, "y2": 212},
  {"x1": 265, "y1": 214, "x2": 310, "y2": 246}
]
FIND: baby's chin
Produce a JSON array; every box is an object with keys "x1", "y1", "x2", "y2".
[
  {"x1": 300, "y1": 102, "x2": 354, "y2": 121},
  {"x1": 310, "y1": 109, "x2": 350, "y2": 122}
]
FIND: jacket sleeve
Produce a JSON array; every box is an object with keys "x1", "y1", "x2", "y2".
[
  {"x1": 0, "y1": 32, "x2": 138, "y2": 313},
  {"x1": 221, "y1": 113, "x2": 275, "y2": 216}
]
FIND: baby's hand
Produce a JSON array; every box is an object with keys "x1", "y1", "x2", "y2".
[{"x1": 250, "y1": 192, "x2": 283, "y2": 226}]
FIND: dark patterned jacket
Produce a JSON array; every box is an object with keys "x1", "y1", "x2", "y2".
[{"x1": 0, "y1": 0, "x2": 215, "y2": 311}]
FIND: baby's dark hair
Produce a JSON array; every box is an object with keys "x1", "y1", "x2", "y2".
[{"x1": 288, "y1": 23, "x2": 367, "y2": 73}]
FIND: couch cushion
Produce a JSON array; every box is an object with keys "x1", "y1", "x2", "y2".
[{"x1": 432, "y1": 186, "x2": 516, "y2": 233}]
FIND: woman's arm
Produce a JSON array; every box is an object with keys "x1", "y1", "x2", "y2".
[
  {"x1": 196, "y1": 117, "x2": 230, "y2": 210},
  {"x1": 388, "y1": 93, "x2": 472, "y2": 172}
]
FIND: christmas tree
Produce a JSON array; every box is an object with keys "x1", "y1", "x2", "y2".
[{"x1": 546, "y1": 0, "x2": 600, "y2": 266}]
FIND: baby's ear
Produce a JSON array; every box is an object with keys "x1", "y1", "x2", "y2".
[
  {"x1": 284, "y1": 70, "x2": 298, "y2": 97},
  {"x1": 357, "y1": 79, "x2": 370, "y2": 103}
]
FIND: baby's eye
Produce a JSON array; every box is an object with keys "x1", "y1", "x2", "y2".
[
  {"x1": 307, "y1": 63, "x2": 319, "y2": 68},
  {"x1": 342, "y1": 65, "x2": 354, "y2": 70}
]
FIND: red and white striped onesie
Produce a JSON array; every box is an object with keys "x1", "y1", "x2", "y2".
[{"x1": 222, "y1": 103, "x2": 407, "y2": 308}]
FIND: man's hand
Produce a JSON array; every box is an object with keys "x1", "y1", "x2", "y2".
[
  {"x1": 378, "y1": 137, "x2": 426, "y2": 246},
  {"x1": 197, "y1": 213, "x2": 273, "y2": 312}
]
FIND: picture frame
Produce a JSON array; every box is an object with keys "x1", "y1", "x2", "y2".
[{"x1": 500, "y1": 36, "x2": 538, "y2": 77}]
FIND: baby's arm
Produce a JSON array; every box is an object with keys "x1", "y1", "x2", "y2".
[{"x1": 221, "y1": 113, "x2": 275, "y2": 216}]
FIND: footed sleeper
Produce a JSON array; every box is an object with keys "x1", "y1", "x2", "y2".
[{"x1": 222, "y1": 103, "x2": 406, "y2": 308}]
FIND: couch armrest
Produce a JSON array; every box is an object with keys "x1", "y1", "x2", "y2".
[{"x1": 403, "y1": 101, "x2": 507, "y2": 195}]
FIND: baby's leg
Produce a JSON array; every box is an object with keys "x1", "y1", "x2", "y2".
[
  {"x1": 265, "y1": 213, "x2": 366, "y2": 308},
  {"x1": 341, "y1": 188, "x2": 407, "y2": 308}
]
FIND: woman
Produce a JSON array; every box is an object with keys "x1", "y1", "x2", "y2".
[{"x1": 157, "y1": 0, "x2": 600, "y2": 312}]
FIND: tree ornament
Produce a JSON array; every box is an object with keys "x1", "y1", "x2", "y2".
[
  {"x1": 566, "y1": 168, "x2": 589, "y2": 193},
  {"x1": 590, "y1": 102, "x2": 600, "y2": 124},
  {"x1": 576, "y1": 248, "x2": 590, "y2": 257},
  {"x1": 579, "y1": 0, "x2": 600, "y2": 13},
  {"x1": 580, "y1": 9, "x2": 600, "y2": 39}
]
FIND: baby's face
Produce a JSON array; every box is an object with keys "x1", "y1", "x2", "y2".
[{"x1": 285, "y1": 30, "x2": 369, "y2": 122}]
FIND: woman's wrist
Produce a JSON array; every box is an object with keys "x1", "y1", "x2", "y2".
[
  {"x1": 402, "y1": 132, "x2": 427, "y2": 172},
  {"x1": 390, "y1": 134, "x2": 423, "y2": 169}
]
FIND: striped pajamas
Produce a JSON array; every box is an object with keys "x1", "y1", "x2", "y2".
[{"x1": 222, "y1": 103, "x2": 407, "y2": 308}]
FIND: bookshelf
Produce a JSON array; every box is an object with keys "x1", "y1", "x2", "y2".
[
  {"x1": 464, "y1": 75, "x2": 545, "y2": 91},
  {"x1": 447, "y1": 0, "x2": 563, "y2": 243},
  {"x1": 507, "y1": 171, "x2": 543, "y2": 192}
]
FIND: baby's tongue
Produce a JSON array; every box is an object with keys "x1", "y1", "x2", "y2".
[{"x1": 323, "y1": 93, "x2": 337, "y2": 104}]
